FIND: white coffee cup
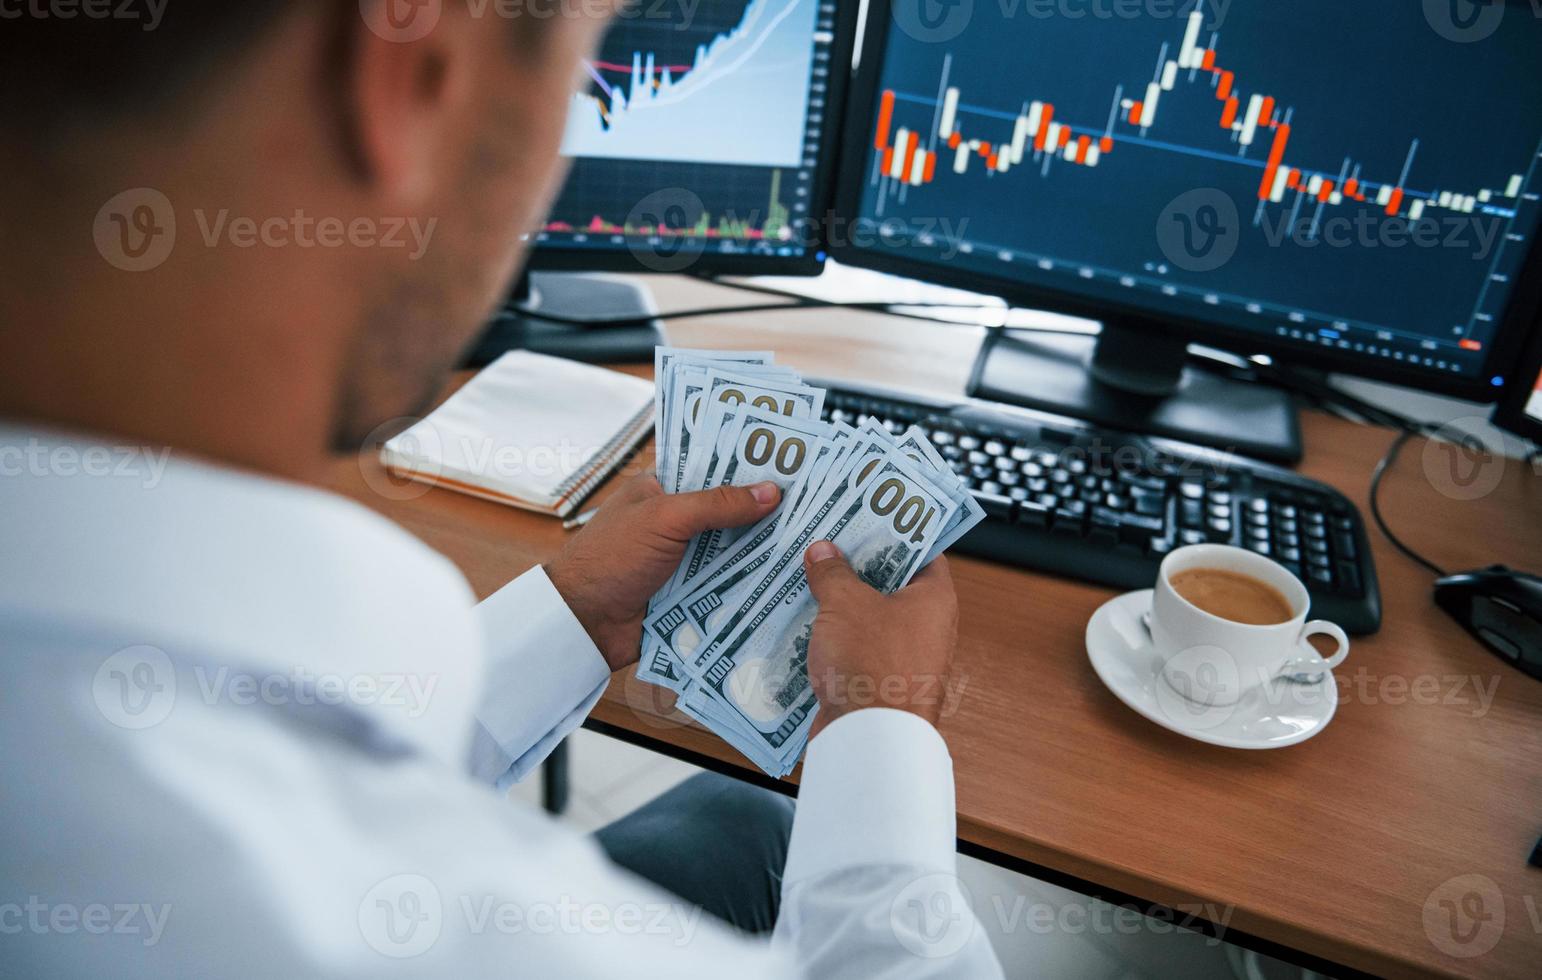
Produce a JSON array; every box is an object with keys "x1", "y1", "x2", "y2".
[{"x1": 1150, "y1": 544, "x2": 1349, "y2": 707}]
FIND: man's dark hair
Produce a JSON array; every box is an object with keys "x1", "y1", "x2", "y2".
[{"x1": 0, "y1": 1, "x2": 298, "y2": 140}]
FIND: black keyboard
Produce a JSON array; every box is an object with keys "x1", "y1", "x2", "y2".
[{"x1": 817, "y1": 380, "x2": 1382, "y2": 634}]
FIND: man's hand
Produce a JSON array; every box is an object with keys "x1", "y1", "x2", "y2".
[
  {"x1": 803, "y1": 541, "x2": 959, "y2": 738},
  {"x1": 545, "y1": 474, "x2": 780, "y2": 672}
]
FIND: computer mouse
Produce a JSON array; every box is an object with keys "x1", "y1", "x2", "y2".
[{"x1": 1434, "y1": 566, "x2": 1542, "y2": 681}]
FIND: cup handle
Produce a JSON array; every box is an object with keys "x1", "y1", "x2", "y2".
[{"x1": 1274, "y1": 620, "x2": 1350, "y2": 680}]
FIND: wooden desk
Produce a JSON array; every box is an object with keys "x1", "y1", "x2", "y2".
[{"x1": 331, "y1": 277, "x2": 1541, "y2": 979}]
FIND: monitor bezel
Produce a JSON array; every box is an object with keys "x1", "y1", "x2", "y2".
[
  {"x1": 528, "y1": 0, "x2": 862, "y2": 278},
  {"x1": 831, "y1": 0, "x2": 1542, "y2": 403},
  {"x1": 1492, "y1": 324, "x2": 1542, "y2": 441}
]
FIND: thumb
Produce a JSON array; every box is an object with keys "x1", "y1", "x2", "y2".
[
  {"x1": 804, "y1": 542, "x2": 874, "y2": 606},
  {"x1": 657, "y1": 482, "x2": 780, "y2": 538}
]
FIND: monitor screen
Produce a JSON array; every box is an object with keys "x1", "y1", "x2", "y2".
[
  {"x1": 838, "y1": 0, "x2": 1542, "y2": 394},
  {"x1": 531, "y1": 0, "x2": 850, "y2": 273}
]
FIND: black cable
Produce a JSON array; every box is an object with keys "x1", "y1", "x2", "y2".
[
  {"x1": 503, "y1": 295, "x2": 1004, "y2": 329},
  {"x1": 1368, "y1": 426, "x2": 1450, "y2": 579},
  {"x1": 501, "y1": 277, "x2": 1097, "y2": 335}
]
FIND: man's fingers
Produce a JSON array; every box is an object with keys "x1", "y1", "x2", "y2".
[
  {"x1": 804, "y1": 542, "x2": 876, "y2": 606},
  {"x1": 907, "y1": 555, "x2": 954, "y2": 594},
  {"x1": 656, "y1": 482, "x2": 779, "y2": 538},
  {"x1": 617, "y1": 473, "x2": 663, "y2": 503}
]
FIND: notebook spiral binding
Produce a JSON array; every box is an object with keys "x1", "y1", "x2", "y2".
[{"x1": 552, "y1": 404, "x2": 655, "y2": 514}]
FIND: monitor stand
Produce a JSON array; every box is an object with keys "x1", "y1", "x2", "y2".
[
  {"x1": 967, "y1": 319, "x2": 1303, "y2": 465},
  {"x1": 464, "y1": 272, "x2": 667, "y2": 368}
]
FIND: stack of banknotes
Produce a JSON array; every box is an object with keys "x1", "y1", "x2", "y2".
[{"x1": 637, "y1": 348, "x2": 985, "y2": 776}]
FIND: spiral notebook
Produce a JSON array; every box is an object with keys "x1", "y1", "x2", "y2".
[{"x1": 381, "y1": 351, "x2": 653, "y2": 518}]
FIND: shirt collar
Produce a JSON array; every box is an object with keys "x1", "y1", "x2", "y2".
[{"x1": 0, "y1": 423, "x2": 485, "y2": 769}]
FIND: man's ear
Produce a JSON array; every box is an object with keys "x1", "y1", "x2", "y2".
[{"x1": 338, "y1": 3, "x2": 472, "y2": 204}]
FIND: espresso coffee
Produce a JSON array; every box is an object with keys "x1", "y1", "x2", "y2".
[{"x1": 1169, "y1": 568, "x2": 1295, "y2": 625}]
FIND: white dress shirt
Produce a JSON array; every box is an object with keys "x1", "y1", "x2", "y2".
[{"x1": 0, "y1": 424, "x2": 1002, "y2": 978}]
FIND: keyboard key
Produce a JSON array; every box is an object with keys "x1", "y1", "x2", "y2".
[
  {"x1": 984, "y1": 439, "x2": 1007, "y2": 456},
  {"x1": 1337, "y1": 562, "x2": 1363, "y2": 596},
  {"x1": 1088, "y1": 518, "x2": 1119, "y2": 547},
  {"x1": 1180, "y1": 529, "x2": 1207, "y2": 546},
  {"x1": 974, "y1": 490, "x2": 1014, "y2": 520},
  {"x1": 1135, "y1": 495, "x2": 1165, "y2": 517},
  {"x1": 1016, "y1": 501, "x2": 1051, "y2": 527},
  {"x1": 1180, "y1": 483, "x2": 1205, "y2": 500},
  {"x1": 1120, "y1": 473, "x2": 1165, "y2": 494}
]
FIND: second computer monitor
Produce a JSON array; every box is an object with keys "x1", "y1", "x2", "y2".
[{"x1": 835, "y1": 0, "x2": 1542, "y2": 401}]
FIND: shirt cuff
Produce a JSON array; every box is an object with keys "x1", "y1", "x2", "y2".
[
  {"x1": 470, "y1": 566, "x2": 612, "y2": 788},
  {"x1": 782, "y1": 709, "x2": 958, "y2": 885}
]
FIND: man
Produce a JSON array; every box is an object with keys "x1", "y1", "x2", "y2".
[{"x1": 0, "y1": 2, "x2": 1003, "y2": 976}]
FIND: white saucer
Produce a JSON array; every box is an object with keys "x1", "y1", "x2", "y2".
[{"x1": 1086, "y1": 590, "x2": 1338, "y2": 749}]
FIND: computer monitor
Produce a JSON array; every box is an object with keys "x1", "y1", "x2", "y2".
[
  {"x1": 833, "y1": 0, "x2": 1542, "y2": 461},
  {"x1": 532, "y1": 0, "x2": 853, "y2": 277},
  {"x1": 472, "y1": 0, "x2": 856, "y2": 365}
]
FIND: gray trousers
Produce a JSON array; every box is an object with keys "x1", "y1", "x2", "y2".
[{"x1": 595, "y1": 772, "x2": 795, "y2": 935}]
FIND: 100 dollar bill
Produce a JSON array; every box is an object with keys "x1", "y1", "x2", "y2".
[{"x1": 687, "y1": 452, "x2": 961, "y2": 768}]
